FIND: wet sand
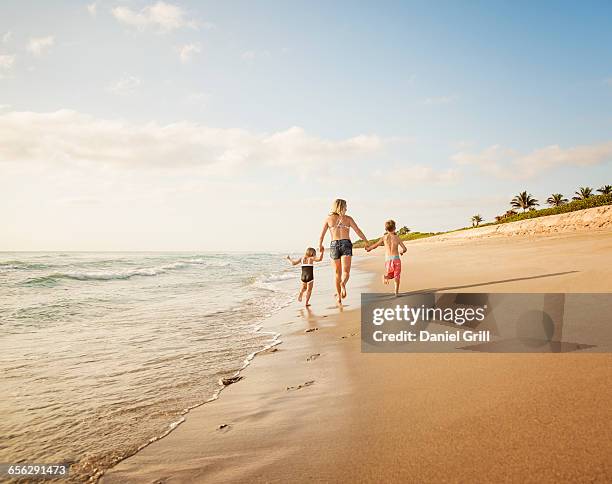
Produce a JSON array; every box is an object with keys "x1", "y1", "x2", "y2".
[{"x1": 102, "y1": 230, "x2": 612, "y2": 483}]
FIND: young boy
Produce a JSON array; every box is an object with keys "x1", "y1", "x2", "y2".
[{"x1": 365, "y1": 220, "x2": 407, "y2": 296}]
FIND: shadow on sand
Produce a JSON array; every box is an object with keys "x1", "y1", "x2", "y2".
[{"x1": 377, "y1": 271, "x2": 580, "y2": 300}]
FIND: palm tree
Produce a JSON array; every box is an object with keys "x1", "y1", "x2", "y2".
[
  {"x1": 546, "y1": 193, "x2": 568, "y2": 207},
  {"x1": 511, "y1": 191, "x2": 539, "y2": 212},
  {"x1": 573, "y1": 186, "x2": 593, "y2": 200},
  {"x1": 597, "y1": 185, "x2": 612, "y2": 195},
  {"x1": 471, "y1": 214, "x2": 483, "y2": 227}
]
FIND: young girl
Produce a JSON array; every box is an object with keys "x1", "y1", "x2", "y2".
[{"x1": 286, "y1": 247, "x2": 324, "y2": 306}]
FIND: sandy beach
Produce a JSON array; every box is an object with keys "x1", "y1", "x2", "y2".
[
  {"x1": 4, "y1": 4, "x2": 612, "y2": 482},
  {"x1": 101, "y1": 224, "x2": 612, "y2": 483}
]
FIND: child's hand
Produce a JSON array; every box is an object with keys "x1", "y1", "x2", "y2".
[{"x1": 364, "y1": 246, "x2": 370, "y2": 252}]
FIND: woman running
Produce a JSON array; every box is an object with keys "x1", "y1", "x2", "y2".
[{"x1": 318, "y1": 199, "x2": 369, "y2": 305}]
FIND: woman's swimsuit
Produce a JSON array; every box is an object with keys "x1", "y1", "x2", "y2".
[
  {"x1": 330, "y1": 215, "x2": 353, "y2": 260},
  {"x1": 301, "y1": 264, "x2": 314, "y2": 283},
  {"x1": 334, "y1": 215, "x2": 350, "y2": 230}
]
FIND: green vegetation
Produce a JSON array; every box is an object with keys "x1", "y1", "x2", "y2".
[
  {"x1": 354, "y1": 185, "x2": 611, "y2": 248},
  {"x1": 511, "y1": 191, "x2": 539, "y2": 212},
  {"x1": 494, "y1": 209, "x2": 517, "y2": 222},
  {"x1": 498, "y1": 193, "x2": 612, "y2": 224},
  {"x1": 486, "y1": 187, "x2": 610, "y2": 228},
  {"x1": 598, "y1": 185, "x2": 612, "y2": 195},
  {"x1": 573, "y1": 186, "x2": 594, "y2": 200},
  {"x1": 546, "y1": 193, "x2": 568, "y2": 207}
]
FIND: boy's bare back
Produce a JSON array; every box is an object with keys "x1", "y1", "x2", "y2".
[{"x1": 383, "y1": 233, "x2": 404, "y2": 257}]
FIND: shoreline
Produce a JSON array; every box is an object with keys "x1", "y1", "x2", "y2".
[
  {"x1": 104, "y1": 325, "x2": 285, "y2": 484},
  {"x1": 100, "y1": 259, "x2": 373, "y2": 483},
  {"x1": 102, "y1": 230, "x2": 612, "y2": 483}
]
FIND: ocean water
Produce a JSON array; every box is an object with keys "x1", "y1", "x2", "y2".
[{"x1": 0, "y1": 252, "x2": 297, "y2": 481}]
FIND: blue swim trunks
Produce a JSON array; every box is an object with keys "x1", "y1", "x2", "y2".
[{"x1": 330, "y1": 239, "x2": 353, "y2": 260}]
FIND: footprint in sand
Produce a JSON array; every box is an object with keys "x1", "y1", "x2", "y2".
[
  {"x1": 341, "y1": 332, "x2": 357, "y2": 339},
  {"x1": 286, "y1": 380, "x2": 315, "y2": 391},
  {"x1": 304, "y1": 327, "x2": 319, "y2": 333},
  {"x1": 306, "y1": 353, "x2": 320, "y2": 362},
  {"x1": 218, "y1": 424, "x2": 231, "y2": 431},
  {"x1": 221, "y1": 375, "x2": 243, "y2": 386}
]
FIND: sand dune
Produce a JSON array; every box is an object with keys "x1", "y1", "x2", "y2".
[{"x1": 429, "y1": 205, "x2": 612, "y2": 242}]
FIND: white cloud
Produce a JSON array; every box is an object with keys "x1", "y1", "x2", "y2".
[
  {"x1": 241, "y1": 50, "x2": 271, "y2": 62},
  {"x1": 27, "y1": 36, "x2": 55, "y2": 56},
  {"x1": 0, "y1": 110, "x2": 387, "y2": 173},
  {"x1": 423, "y1": 95, "x2": 456, "y2": 105},
  {"x1": 87, "y1": 2, "x2": 97, "y2": 16},
  {"x1": 0, "y1": 54, "x2": 15, "y2": 78},
  {"x1": 179, "y1": 43, "x2": 201, "y2": 63},
  {"x1": 377, "y1": 164, "x2": 461, "y2": 185},
  {"x1": 455, "y1": 140, "x2": 475, "y2": 149},
  {"x1": 2, "y1": 31, "x2": 12, "y2": 44},
  {"x1": 112, "y1": 1, "x2": 195, "y2": 33},
  {"x1": 452, "y1": 141, "x2": 612, "y2": 179},
  {"x1": 186, "y1": 91, "x2": 210, "y2": 107},
  {"x1": 452, "y1": 144, "x2": 514, "y2": 178},
  {"x1": 108, "y1": 75, "x2": 141, "y2": 94}
]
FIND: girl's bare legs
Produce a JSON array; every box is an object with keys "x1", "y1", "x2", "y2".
[
  {"x1": 332, "y1": 258, "x2": 343, "y2": 305},
  {"x1": 394, "y1": 276, "x2": 400, "y2": 296},
  {"x1": 298, "y1": 282, "x2": 307, "y2": 302},
  {"x1": 304, "y1": 281, "x2": 314, "y2": 306},
  {"x1": 340, "y1": 255, "x2": 352, "y2": 298}
]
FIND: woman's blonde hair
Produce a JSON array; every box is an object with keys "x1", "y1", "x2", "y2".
[
  {"x1": 304, "y1": 247, "x2": 316, "y2": 258},
  {"x1": 330, "y1": 199, "x2": 347, "y2": 216}
]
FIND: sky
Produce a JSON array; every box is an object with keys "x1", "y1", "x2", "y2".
[{"x1": 1, "y1": 0, "x2": 611, "y2": 251}]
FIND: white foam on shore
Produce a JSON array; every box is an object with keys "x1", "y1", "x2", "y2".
[{"x1": 95, "y1": 318, "x2": 283, "y2": 482}]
